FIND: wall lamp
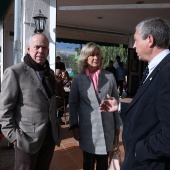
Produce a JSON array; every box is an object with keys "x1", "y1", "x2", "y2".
[{"x1": 33, "y1": 10, "x2": 47, "y2": 33}]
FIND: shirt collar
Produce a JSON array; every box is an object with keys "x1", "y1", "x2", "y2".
[{"x1": 148, "y1": 49, "x2": 170, "y2": 74}]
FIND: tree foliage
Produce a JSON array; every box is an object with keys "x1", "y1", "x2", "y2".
[
  {"x1": 101, "y1": 45, "x2": 128, "y2": 68},
  {"x1": 56, "y1": 44, "x2": 128, "y2": 74}
]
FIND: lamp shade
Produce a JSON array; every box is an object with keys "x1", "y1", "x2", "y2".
[{"x1": 33, "y1": 10, "x2": 47, "y2": 33}]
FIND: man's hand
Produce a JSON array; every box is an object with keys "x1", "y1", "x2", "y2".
[{"x1": 99, "y1": 94, "x2": 118, "y2": 112}]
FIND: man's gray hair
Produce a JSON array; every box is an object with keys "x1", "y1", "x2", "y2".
[
  {"x1": 136, "y1": 17, "x2": 170, "y2": 48},
  {"x1": 28, "y1": 33, "x2": 49, "y2": 45}
]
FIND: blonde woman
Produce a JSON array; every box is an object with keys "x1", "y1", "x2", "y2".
[{"x1": 69, "y1": 42, "x2": 121, "y2": 170}]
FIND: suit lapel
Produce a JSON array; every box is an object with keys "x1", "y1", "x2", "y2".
[
  {"x1": 82, "y1": 73, "x2": 101, "y2": 103},
  {"x1": 23, "y1": 64, "x2": 49, "y2": 99},
  {"x1": 126, "y1": 54, "x2": 170, "y2": 114},
  {"x1": 98, "y1": 71, "x2": 107, "y2": 96}
]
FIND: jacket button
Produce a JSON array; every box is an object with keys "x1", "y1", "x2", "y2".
[{"x1": 134, "y1": 152, "x2": 136, "y2": 157}]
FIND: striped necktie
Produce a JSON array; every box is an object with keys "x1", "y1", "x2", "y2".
[{"x1": 140, "y1": 65, "x2": 149, "y2": 85}]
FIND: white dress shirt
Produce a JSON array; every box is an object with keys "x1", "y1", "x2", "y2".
[{"x1": 147, "y1": 49, "x2": 170, "y2": 78}]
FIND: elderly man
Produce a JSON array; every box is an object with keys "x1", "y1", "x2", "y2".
[{"x1": 0, "y1": 33, "x2": 61, "y2": 170}]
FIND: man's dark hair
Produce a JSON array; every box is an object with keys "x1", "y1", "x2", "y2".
[
  {"x1": 116, "y1": 56, "x2": 120, "y2": 60},
  {"x1": 109, "y1": 60, "x2": 114, "y2": 65},
  {"x1": 56, "y1": 56, "x2": 61, "y2": 60}
]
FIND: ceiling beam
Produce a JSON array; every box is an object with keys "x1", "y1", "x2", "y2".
[
  {"x1": 58, "y1": 3, "x2": 170, "y2": 10},
  {"x1": 57, "y1": 24, "x2": 130, "y2": 36}
]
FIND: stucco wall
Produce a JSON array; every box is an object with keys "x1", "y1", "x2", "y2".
[
  {"x1": 24, "y1": 0, "x2": 56, "y2": 71},
  {"x1": 24, "y1": 0, "x2": 50, "y2": 51},
  {"x1": 3, "y1": 2, "x2": 14, "y2": 69}
]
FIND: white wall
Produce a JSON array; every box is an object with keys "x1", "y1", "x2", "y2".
[
  {"x1": 24, "y1": 0, "x2": 50, "y2": 48},
  {"x1": 0, "y1": 20, "x2": 3, "y2": 83},
  {"x1": 49, "y1": 0, "x2": 57, "y2": 71},
  {"x1": 24, "y1": 0, "x2": 56, "y2": 71},
  {"x1": 1, "y1": 0, "x2": 56, "y2": 74},
  {"x1": 3, "y1": 2, "x2": 14, "y2": 69}
]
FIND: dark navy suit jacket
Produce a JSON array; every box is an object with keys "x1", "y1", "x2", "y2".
[{"x1": 121, "y1": 54, "x2": 170, "y2": 170}]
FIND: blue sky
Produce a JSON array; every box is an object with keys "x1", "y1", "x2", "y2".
[{"x1": 56, "y1": 42, "x2": 80, "y2": 52}]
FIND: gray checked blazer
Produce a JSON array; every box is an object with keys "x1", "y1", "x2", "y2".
[
  {"x1": 0, "y1": 62, "x2": 61, "y2": 154},
  {"x1": 69, "y1": 69, "x2": 122, "y2": 154}
]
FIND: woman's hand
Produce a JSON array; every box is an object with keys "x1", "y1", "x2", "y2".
[{"x1": 99, "y1": 94, "x2": 118, "y2": 112}]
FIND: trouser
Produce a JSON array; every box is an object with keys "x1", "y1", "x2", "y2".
[
  {"x1": 83, "y1": 151, "x2": 108, "y2": 170},
  {"x1": 14, "y1": 124, "x2": 55, "y2": 170},
  {"x1": 117, "y1": 80, "x2": 124, "y2": 96}
]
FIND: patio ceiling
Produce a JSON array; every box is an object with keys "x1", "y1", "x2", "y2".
[
  {"x1": 57, "y1": 0, "x2": 170, "y2": 45},
  {"x1": 1, "y1": 0, "x2": 170, "y2": 45}
]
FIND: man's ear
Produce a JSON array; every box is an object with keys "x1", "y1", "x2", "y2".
[
  {"x1": 26, "y1": 45, "x2": 30, "y2": 54},
  {"x1": 148, "y1": 35, "x2": 155, "y2": 48}
]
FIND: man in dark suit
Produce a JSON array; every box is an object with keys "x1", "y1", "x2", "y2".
[
  {"x1": 0, "y1": 33, "x2": 61, "y2": 170},
  {"x1": 100, "y1": 17, "x2": 170, "y2": 170}
]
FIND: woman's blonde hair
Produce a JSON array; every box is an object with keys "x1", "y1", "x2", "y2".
[{"x1": 78, "y1": 42, "x2": 103, "y2": 73}]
